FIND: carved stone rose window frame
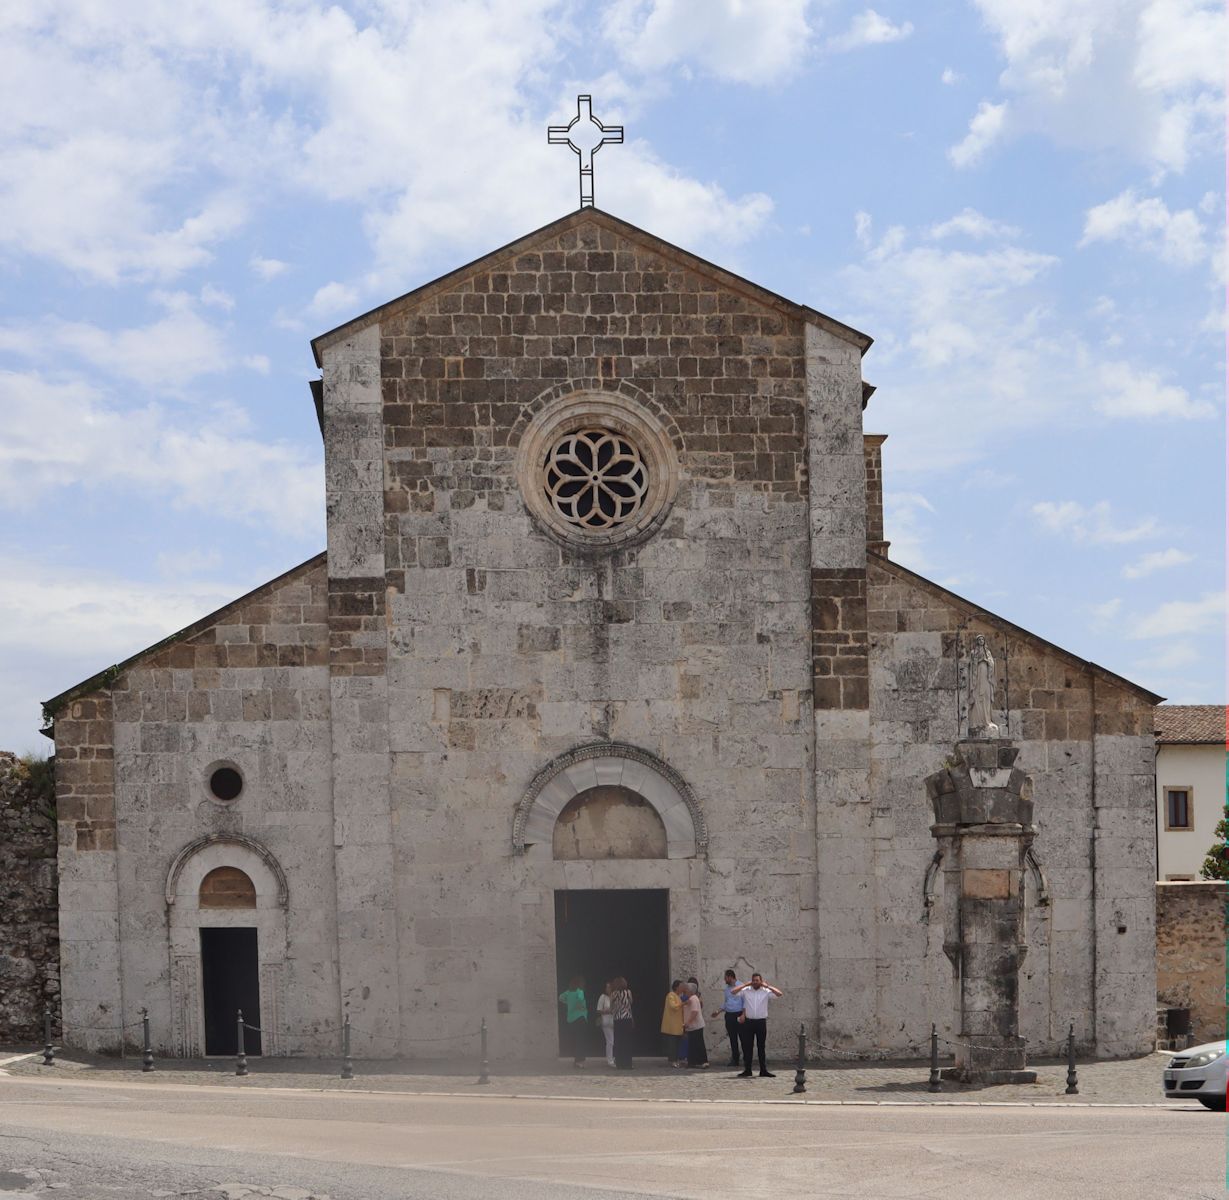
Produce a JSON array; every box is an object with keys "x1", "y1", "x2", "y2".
[{"x1": 516, "y1": 392, "x2": 679, "y2": 550}]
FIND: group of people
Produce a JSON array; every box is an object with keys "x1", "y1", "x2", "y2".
[
  {"x1": 557, "y1": 969, "x2": 782, "y2": 1077},
  {"x1": 558, "y1": 975, "x2": 636, "y2": 1068}
]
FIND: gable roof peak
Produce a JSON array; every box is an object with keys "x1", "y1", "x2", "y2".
[{"x1": 310, "y1": 207, "x2": 872, "y2": 366}]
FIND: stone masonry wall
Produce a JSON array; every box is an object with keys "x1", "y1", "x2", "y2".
[
  {"x1": 858, "y1": 556, "x2": 1157, "y2": 1058},
  {"x1": 339, "y1": 214, "x2": 859, "y2": 1055},
  {"x1": 0, "y1": 752, "x2": 59, "y2": 1042},
  {"x1": 54, "y1": 556, "x2": 340, "y2": 1053},
  {"x1": 1156, "y1": 881, "x2": 1226, "y2": 1044}
]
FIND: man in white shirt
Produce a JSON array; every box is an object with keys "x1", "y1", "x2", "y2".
[{"x1": 730, "y1": 973, "x2": 782, "y2": 1078}]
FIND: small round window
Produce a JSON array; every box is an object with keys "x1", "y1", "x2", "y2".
[
  {"x1": 208, "y1": 766, "x2": 244, "y2": 802},
  {"x1": 544, "y1": 428, "x2": 648, "y2": 531}
]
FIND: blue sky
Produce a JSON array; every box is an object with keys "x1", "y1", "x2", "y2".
[{"x1": 1, "y1": 0, "x2": 1223, "y2": 752}]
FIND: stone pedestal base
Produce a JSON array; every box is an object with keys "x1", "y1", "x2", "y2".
[{"x1": 942, "y1": 1035, "x2": 1037, "y2": 1087}]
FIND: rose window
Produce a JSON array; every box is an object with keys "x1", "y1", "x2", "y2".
[{"x1": 543, "y1": 428, "x2": 648, "y2": 530}]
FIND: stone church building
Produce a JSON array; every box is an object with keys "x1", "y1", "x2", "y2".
[{"x1": 45, "y1": 210, "x2": 1159, "y2": 1062}]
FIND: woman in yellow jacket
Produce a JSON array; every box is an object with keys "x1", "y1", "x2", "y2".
[{"x1": 660, "y1": 979, "x2": 687, "y2": 1067}]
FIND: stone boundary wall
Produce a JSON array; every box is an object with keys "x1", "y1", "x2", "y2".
[
  {"x1": 0, "y1": 751, "x2": 60, "y2": 1041},
  {"x1": 1156, "y1": 881, "x2": 1226, "y2": 1044}
]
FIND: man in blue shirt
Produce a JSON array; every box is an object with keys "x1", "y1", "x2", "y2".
[{"x1": 710, "y1": 968, "x2": 745, "y2": 1068}]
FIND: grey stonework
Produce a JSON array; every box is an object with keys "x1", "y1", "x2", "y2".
[
  {"x1": 927, "y1": 739, "x2": 1038, "y2": 1084},
  {"x1": 45, "y1": 210, "x2": 1159, "y2": 1061},
  {"x1": 0, "y1": 752, "x2": 59, "y2": 1041}
]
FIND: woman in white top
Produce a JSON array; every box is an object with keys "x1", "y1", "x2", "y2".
[
  {"x1": 595, "y1": 979, "x2": 615, "y2": 1067},
  {"x1": 682, "y1": 982, "x2": 709, "y2": 1068}
]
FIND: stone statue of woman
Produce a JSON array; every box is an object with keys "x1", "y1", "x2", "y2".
[{"x1": 967, "y1": 634, "x2": 999, "y2": 738}]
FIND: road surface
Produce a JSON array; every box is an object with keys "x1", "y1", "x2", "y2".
[{"x1": 0, "y1": 1073, "x2": 1221, "y2": 1198}]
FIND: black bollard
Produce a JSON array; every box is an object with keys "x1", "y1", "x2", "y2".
[
  {"x1": 477, "y1": 1018, "x2": 490, "y2": 1085},
  {"x1": 340, "y1": 1014, "x2": 353, "y2": 1080},
  {"x1": 235, "y1": 1009, "x2": 248, "y2": 1077},
  {"x1": 1065, "y1": 1023, "x2": 1078, "y2": 1095},
  {"x1": 141, "y1": 1007, "x2": 154, "y2": 1073},
  {"x1": 791, "y1": 1024, "x2": 807, "y2": 1094},
  {"x1": 41, "y1": 1006, "x2": 54, "y2": 1067},
  {"x1": 928, "y1": 1024, "x2": 941, "y2": 1093}
]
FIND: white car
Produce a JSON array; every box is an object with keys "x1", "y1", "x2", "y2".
[{"x1": 1163, "y1": 1041, "x2": 1228, "y2": 1110}]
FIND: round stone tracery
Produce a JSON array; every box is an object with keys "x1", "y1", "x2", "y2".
[
  {"x1": 516, "y1": 390, "x2": 680, "y2": 551},
  {"x1": 544, "y1": 428, "x2": 648, "y2": 530}
]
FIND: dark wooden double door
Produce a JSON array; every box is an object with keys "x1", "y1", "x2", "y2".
[{"x1": 200, "y1": 927, "x2": 262, "y2": 1056}]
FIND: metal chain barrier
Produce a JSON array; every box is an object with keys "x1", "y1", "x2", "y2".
[
  {"x1": 923, "y1": 1022, "x2": 1080, "y2": 1093},
  {"x1": 39, "y1": 1002, "x2": 492, "y2": 1083}
]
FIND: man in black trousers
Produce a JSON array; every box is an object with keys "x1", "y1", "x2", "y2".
[
  {"x1": 710, "y1": 968, "x2": 745, "y2": 1067},
  {"x1": 730, "y1": 973, "x2": 783, "y2": 1078}
]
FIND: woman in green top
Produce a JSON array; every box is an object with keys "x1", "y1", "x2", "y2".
[{"x1": 558, "y1": 975, "x2": 589, "y2": 1067}]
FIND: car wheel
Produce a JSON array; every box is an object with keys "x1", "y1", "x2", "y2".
[{"x1": 1197, "y1": 1096, "x2": 1226, "y2": 1111}]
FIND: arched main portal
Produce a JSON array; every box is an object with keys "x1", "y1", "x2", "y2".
[
  {"x1": 165, "y1": 834, "x2": 289, "y2": 1056},
  {"x1": 512, "y1": 743, "x2": 706, "y2": 1058}
]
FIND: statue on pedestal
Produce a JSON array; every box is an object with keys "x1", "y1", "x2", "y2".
[{"x1": 967, "y1": 634, "x2": 999, "y2": 738}]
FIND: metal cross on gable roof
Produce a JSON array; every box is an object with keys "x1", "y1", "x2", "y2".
[{"x1": 548, "y1": 95, "x2": 623, "y2": 210}]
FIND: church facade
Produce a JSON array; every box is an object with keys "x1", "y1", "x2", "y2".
[{"x1": 46, "y1": 210, "x2": 1159, "y2": 1061}]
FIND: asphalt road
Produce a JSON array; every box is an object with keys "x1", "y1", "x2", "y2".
[{"x1": 0, "y1": 1074, "x2": 1223, "y2": 1199}]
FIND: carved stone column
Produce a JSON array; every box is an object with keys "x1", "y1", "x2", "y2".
[{"x1": 926, "y1": 739, "x2": 1037, "y2": 1085}]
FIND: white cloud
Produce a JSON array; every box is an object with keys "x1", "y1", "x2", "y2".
[
  {"x1": 0, "y1": 1, "x2": 776, "y2": 297},
  {"x1": 199, "y1": 283, "x2": 235, "y2": 310},
  {"x1": 1080, "y1": 189, "x2": 1206, "y2": 266},
  {"x1": 1132, "y1": 640, "x2": 1200, "y2": 673},
  {"x1": 826, "y1": 9, "x2": 913, "y2": 53},
  {"x1": 0, "y1": 305, "x2": 228, "y2": 390},
  {"x1": 928, "y1": 208, "x2": 1020, "y2": 241},
  {"x1": 243, "y1": 354, "x2": 271, "y2": 375},
  {"x1": 1122, "y1": 548, "x2": 1194, "y2": 578},
  {"x1": 251, "y1": 256, "x2": 289, "y2": 280},
  {"x1": 948, "y1": 100, "x2": 1008, "y2": 168},
  {"x1": 156, "y1": 548, "x2": 223, "y2": 578},
  {"x1": 1129, "y1": 590, "x2": 1226, "y2": 638},
  {"x1": 1093, "y1": 360, "x2": 1212, "y2": 419},
  {"x1": 882, "y1": 490, "x2": 934, "y2": 570},
  {"x1": 854, "y1": 210, "x2": 873, "y2": 246},
  {"x1": 841, "y1": 211, "x2": 1217, "y2": 472},
  {"x1": 1031, "y1": 500, "x2": 1159, "y2": 545},
  {"x1": 941, "y1": 67, "x2": 960, "y2": 85},
  {"x1": 0, "y1": 369, "x2": 322, "y2": 537},
  {"x1": 602, "y1": 0, "x2": 815, "y2": 83},
  {"x1": 1090, "y1": 597, "x2": 1123, "y2": 630},
  {"x1": 966, "y1": 0, "x2": 1227, "y2": 173},
  {"x1": 307, "y1": 281, "x2": 360, "y2": 321}
]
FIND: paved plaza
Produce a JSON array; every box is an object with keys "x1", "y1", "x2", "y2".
[
  {"x1": 0, "y1": 1066, "x2": 1221, "y2": 1200},
  {"x1": 0, "y1": 1044, "x2": 1186, "y2": 1105}
]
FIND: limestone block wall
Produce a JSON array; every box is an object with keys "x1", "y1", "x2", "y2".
[
  {"x1": 1156, "y1": 881, "x2": 1226, "y2": 1044},
  {"x1": 53, "y1": 692, "x2": 123, "y2": 1048},
  {"x1": 858, "y1": 556, "x2": 1157, "y2": 1059},
  {"x1": 54, "y1": 557, "x2": 340, "y2": 1054},
  {"x1": 0, "y1": 752, "x2": 59, "y2": 1041},
  {"x1": 356, "y1": 218, "x2": 850, "y2": 1056}
]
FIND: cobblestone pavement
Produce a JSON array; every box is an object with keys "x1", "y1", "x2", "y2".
[{"x1": 0, "y1": 1044, "x2": 1180, "y2": 1106}]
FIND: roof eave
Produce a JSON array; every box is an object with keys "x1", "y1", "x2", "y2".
[
  {"x1": 871, "y1": 552, "x2": 1165, "y2": 707},
  {"x1": 41, "y1": 552, "x2": 329, "y2": 722},
  {"x1": 310, "y1": 207, "x2": 873, "y2": 367}
]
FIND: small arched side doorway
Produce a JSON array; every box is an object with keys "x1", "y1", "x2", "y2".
[{"x1": 165, "y1": 834, "x2": 289, "y2": 1056}]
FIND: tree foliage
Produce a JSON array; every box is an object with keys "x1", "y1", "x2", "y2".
[{"x1": 1199, "y1": 804, "x2": 1229, "y2": 880}]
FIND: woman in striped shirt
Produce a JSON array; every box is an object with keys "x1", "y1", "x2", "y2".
[{"x1": 610, "y1": 977, "x2": 635, "y2": 1069}]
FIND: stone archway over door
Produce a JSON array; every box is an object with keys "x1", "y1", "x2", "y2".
[
  {"x1": 165, "y1": 834, "x2": 289, "y2": 1056},
  {"x1": 513, "y1": 742, "x2": 707, "y2": 860}
]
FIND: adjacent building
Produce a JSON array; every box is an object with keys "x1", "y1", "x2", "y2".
[{"x1": 1155, "y1": 704, "x2": 1226, "y2": 880}]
